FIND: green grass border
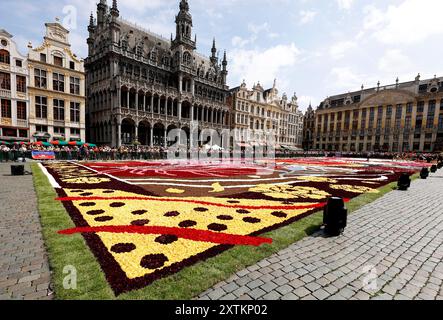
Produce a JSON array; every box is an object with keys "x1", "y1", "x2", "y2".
[{"x1": 32, "y1": 163, "x2": 418, "y2": 300}]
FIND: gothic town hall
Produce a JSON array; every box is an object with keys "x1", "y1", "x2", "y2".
[{"x1": 85, "y1": 0, "x2": 231, "y2": 147}]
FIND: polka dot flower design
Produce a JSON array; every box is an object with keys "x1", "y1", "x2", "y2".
[{"x1": 41, "y1": 159, "x2": 422, "y2": 295}]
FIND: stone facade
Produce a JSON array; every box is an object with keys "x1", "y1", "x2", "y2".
[
  {"x1": 0, "y1": 29, "x2": 29, "y2": 142},
  {"x1": 27, "y1": 21, "x2": 86, "y2": 143},
  {"x1": 85, "y1": 0, "x2": 231, "y2": 147},
  {"x1": 303, "y1": 104, "x2": 315, "y2": 151},
  {"x1": 229, "y1": 80, "x2": 304, "y2": 150},
  {"x1": 314, "y1": 75, "x2": 443, "y2": 153}
]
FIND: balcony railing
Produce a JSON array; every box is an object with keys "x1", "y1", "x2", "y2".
[
  {"x1": 0, "y1": 89, "x2": 11, "y2": 98},
  {"x1": 16, "y1": 120, "x2": 28, "y2": 128}
]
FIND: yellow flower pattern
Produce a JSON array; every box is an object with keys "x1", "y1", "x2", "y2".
[
  {"x1": 329, "y1": 184, "x2": 379, "y2": 194},
  {"x1": 249, "y1": 184, "x2": 331, "y2": 200}
]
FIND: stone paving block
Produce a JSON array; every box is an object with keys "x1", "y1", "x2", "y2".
[
  {"x1": 246, "y1": 279, "x2": 264, "y2": 290},
  {"x1": 249, "y1": 288, "x2": 266, "y2": 299},
  {"x1": 293, "y1": 287, "x2": 310, "y2": 298},
  {"x1": 199, "y1": 172, "x2": 443, "y2": 302},
  {"x1": 261, "y1": 291, "x2": 281, "y2": 300},
  {"x1": 208, "y1": 288, "x2": 226, "y2": 300}
]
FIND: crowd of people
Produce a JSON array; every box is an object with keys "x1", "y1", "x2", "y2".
[{"x1": 1, "y1": 143, "x2": 442, "y2": 163}]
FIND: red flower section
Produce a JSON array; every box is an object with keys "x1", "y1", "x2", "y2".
[
  {"x1": 58, "y1": 225, "x2": 273, "y2": 247},
  {"x1": 84, "y1": 161, "x2": 258, "y2": 178}
]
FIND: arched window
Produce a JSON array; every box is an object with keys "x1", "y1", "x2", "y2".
[
  {"x1": 163, "y1": 56, "x2": 170, "y2": 67},
  {"x1": 0, "y1": 49, "x2": 10, "y2": 65},
  {"x1": 52, "y1": 51, "x2": 64, "y2": 67},
  {"x1": 183, "y1": 52, "x2": 191, "y2": 65}
]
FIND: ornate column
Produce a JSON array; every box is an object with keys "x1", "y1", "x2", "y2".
[
  {"x1": 117, "y1": 121, "x2": 122, "y2": 147},
  {"x1": 178, "y1": 101, "x2": 182, "y2": 121},
  {"x1": 164, "y1": 129, "x2": 167, "y2": 148},
  {"x1": 151, "y1": 95, "x2": 154, "y2": 116},
  {"x1": 150, "y1": 126, "x2": 154, "y2": 147},
  {"x1": 191, "y1": 79, "x2": 195, "y2": 96},
  {"x1": 135, "y1": 91, "x2": 139, "y2": 116},
  {"x1": 116, "y1": 87, "x2": 121, "y2": 112},
  {"x1": 179, "y1": 74, "x2": 183, "y2": 94},
  {"x1": 126, "y1": 90, "x2": 130, "y2": 109},
  {"x1": 143, "y1": 94, "x2": 146, "y2": 112},
  {"x1": 135, "y1": 124, "x2": 139, "y2": 142},
  {"x1": 191, "y1": 104, "x2": 194, "y2": 122},
  {"x1": 111, "y1": 122, "x2": 116, "y2": 147}
]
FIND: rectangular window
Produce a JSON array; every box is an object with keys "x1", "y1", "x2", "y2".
[
  {"x1": 53, "y1": 99, "x2": 65, "y2": 121},
  {"x1": 70, "y1": 77, "x2": 80, "y2": 95},
  {"x1": 54, "y1": 127, "x2": 65, "y2": 135},
  {"x1": 428, "y1": 100, "x2": 436, "y2": 115},
  {"x1": 40, "y1": 53, "x2": 46, "y2": 63},
  {"x1": 0, "y1": 72, "x2": 11, "y2": 90},
  {"x1": 405, "y1": 116, "x2": 412, "y2": 129},
  {"x1": 16, "y1": 75, "x2": 26, "y2": 93},
  {"x1": 1, "y1": 99, "x2": 12, "y2": 118},
  {"x1": 70, "y1": 128, "x2": 80, "y2": 136},
  {"x1": 439, "y1": 115, "x2": 443, "y2": 129},
  {"x1": 53, "y1": 56, "x2": 63, "y2": 67},
  {"x1": 415, "y1": 115, "x2": 423, "y2": 129},
  {"x1": 406, "y1": 103, "x2": 413, "y2": 114},
  {"x1": 35, "y1": 96, "x2": 48, "y2": 119},
  {"x1": 395, "y1": 104, "x2": 403, "y2": 119},
  {"x1": 70, "y1": 102, "x2": 80, "y2": 123},
  {"x1": 17, "y1": 101, "x2": 27, "y2": 120},
  {"x1": 417, "y1": 101, "x2": 425, "y2": 113},
  {"x1": 19, "y1": 129, "x2": 27, "y2": 138},
  {"x1": 34, "y1": 69, "x2": 47, "y2": 89},
  {"x1": 53, "y1": 73, "x2": 65, "y2": 92},
  {"x1": 36, "y1": 125, "x2": 48, "y2": 133},
  {"x1": 69, "y1": 61, "x2": 75, "y2": 70},
  {"x1": 15, "y1": 60, "x2": 22, "y2": 67}
]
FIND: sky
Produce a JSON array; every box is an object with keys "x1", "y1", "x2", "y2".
[{"x1": 2, "y1": 0, "x2": 443, "y2": 112}]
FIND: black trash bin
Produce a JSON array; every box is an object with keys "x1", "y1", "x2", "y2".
[
  {"x1": 11, "y1": 165, "x2": 25, "y2": 176},
  {"x1": 398, "y1": 173, "x2": 411, "y2": 191},
  {"x1": 323, "y1": 197, "x2": 348, "y2": 236}
]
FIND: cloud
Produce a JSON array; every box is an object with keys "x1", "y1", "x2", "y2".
[
  {"x1": 336, "y1": 0, "x2": 354, "y2": 10},
  {"x1": 362, "y1": 0, "x2": 443, "y2": 45},
  {"x1": 327, "y1": 67, "x2": 366, "y2": 92},
  {"x1": 299, "y1": 10, "x2": 317, "y2": 25},
  {"x1": 231, "y1": 22, "x2": 279, "y2": 48},
  {"x1": 329, "y1": 40, "x2": 356, "y2": 60},
  {"x1": 378, "y1": 49, "x2": 413, "y2": 76},
  {"x1": 229, "y1": 43, "x2": 301, "y2": 90}
]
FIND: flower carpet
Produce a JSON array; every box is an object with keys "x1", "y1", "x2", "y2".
[{"x1": 41, "y1": 158, "x2": 427, "y2": 295}]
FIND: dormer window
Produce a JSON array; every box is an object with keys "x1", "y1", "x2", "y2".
[
  {"x1": 54, "y1": 55, "x2": 63, "y2": 67},
  {"x1": 0, "y1": 49, "x2": 10, "y2": 64}
]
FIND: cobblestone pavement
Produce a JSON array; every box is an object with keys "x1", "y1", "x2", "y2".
[
  {"x1": 0, "y1": 163, "x2": 53, "y2": 300},
  {"x1": 199, "y1": 171, "x2": 443, "y2": 300}
]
